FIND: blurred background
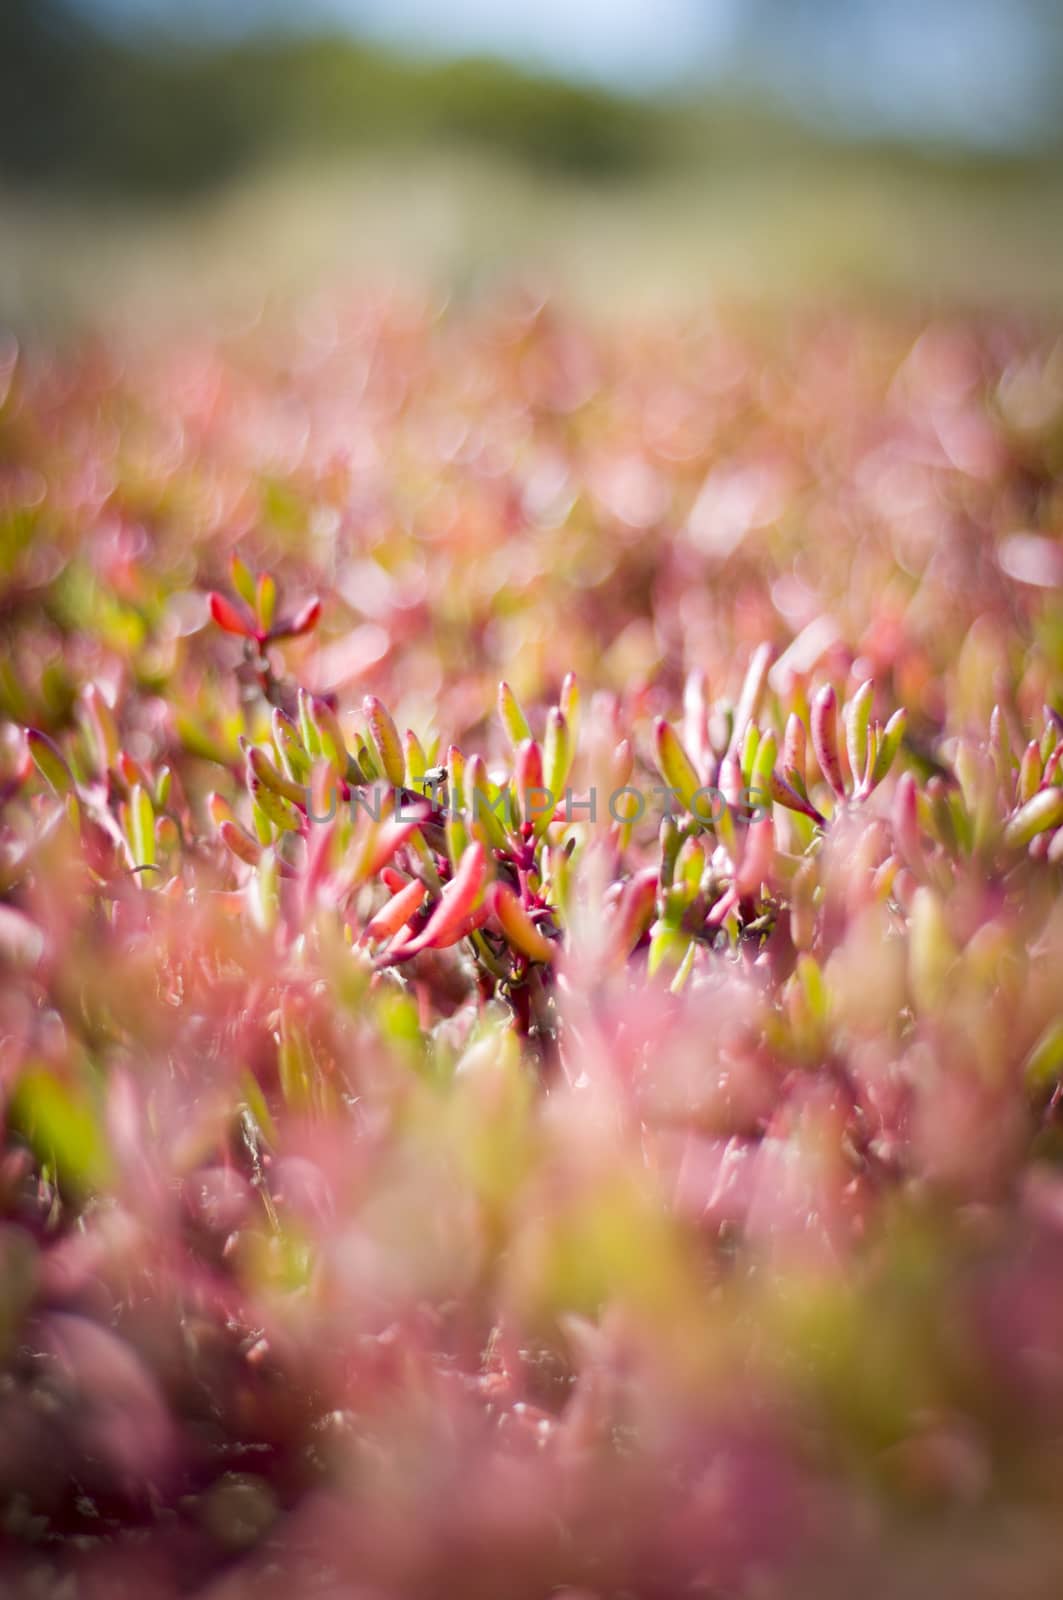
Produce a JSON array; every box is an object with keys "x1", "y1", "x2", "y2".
[{"x1": 3, "y1": 0, "x2": 1063, "y2": 328}]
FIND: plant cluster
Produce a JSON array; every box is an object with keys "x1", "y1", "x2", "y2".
[{"x1": 1, "y1": 300, "x2": 1063, "y2": 1596}]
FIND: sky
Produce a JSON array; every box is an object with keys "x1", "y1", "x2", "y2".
[
  {"x1": 70, "y1": 0, "x2": 734, "y2": 86},
  {"x1": 339, "y1": 0, "x2": 733, "y2": 89},
  {"x1": 70, "y1": 0, "x2": 1060, "y2": 149}
]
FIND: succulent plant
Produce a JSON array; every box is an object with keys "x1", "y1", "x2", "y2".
[{"x1": 1, "y1": 301, "x2": 1063, "y2": 1596}]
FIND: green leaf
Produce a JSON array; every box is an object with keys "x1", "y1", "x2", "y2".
[
  {"x1": 1004, "y1": 787, "x2": 1063, "y2": 850},
  {"x1": 870, "y1": 708, "x2": 907, "y2": 789},
  {"x1": 1025, "y1": 1020, "x2": 1063, "y2": 1099},
  {"x1": 230, "y1": 552, "x2": 258, "y2": 610},
  {"x1": 363, "y1": 696, "x2": 405, "y2": 787},
  {"x1": 498, "y1": 681, "x2": 533, "y2": 749},
  {"x1": 81, "y1": 684, "x2": 120, "y2": 772},
  {"x1": 256, "y1": 571, "x2": 277, "y2": 634},
  {"x1": 248, "y1": 848, "x2": 281, "y2": 932},
  {"x1": 750, "y1": 730, "x2": 777, "y2": 817},
  {"x1": 128, "y1": 784, "x2": 157, "y2": 873},
  {"x1": 11, "y1": 1069, "x2": 112, "y2": 1194},
  {"x1": 27, "y1": 729, "x2": 73, "y2": 795},
  {"x1": 404, "y1": 728, "x2": 427, "y2": 788},
  {"x1": 543, "y1": 707, "x2": 573, "y2": 802},
  {"x1": 653, "y1": 718, "x2": 701, "y2": 818}
]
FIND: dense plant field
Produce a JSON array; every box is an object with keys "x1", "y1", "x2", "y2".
[{"x1": 3, "y1": 296, "x2": 1063, "y2": 1596}]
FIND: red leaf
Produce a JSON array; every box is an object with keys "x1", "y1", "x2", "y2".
[
  {"x1": 272, "y1": 597, "x2": 322, "y2": 640},
  {"x1": 379, "y1": 842, "x2": 487, "y2": 963},
  {"x1": 364, "y1": 878, "x2": 427, "y2": 944},
  {"x1": 208, "y1": 592, "x2": 254, "y2": 637}
]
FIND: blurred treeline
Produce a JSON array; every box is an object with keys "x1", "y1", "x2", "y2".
[
  {"x1": 0, "y1": 0, "x2": 674, "y2": 192},
  {"x1": 8, "y1": 0, "x2": 1063, "y2": 201}
]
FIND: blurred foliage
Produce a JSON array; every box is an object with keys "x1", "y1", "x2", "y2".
[
  {"x1": 5, "y1": 0, "x2": 1063, "y2": 200},
  {"x1": 0, "y1": 0, "x2": 669, "y2": 192},
  {"x1": 2, "y1": 278, "x2": 1063, "y2": 1595},
  {"x1": 7, "y1": 0, "x2": 1063, "y2": 335}
]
